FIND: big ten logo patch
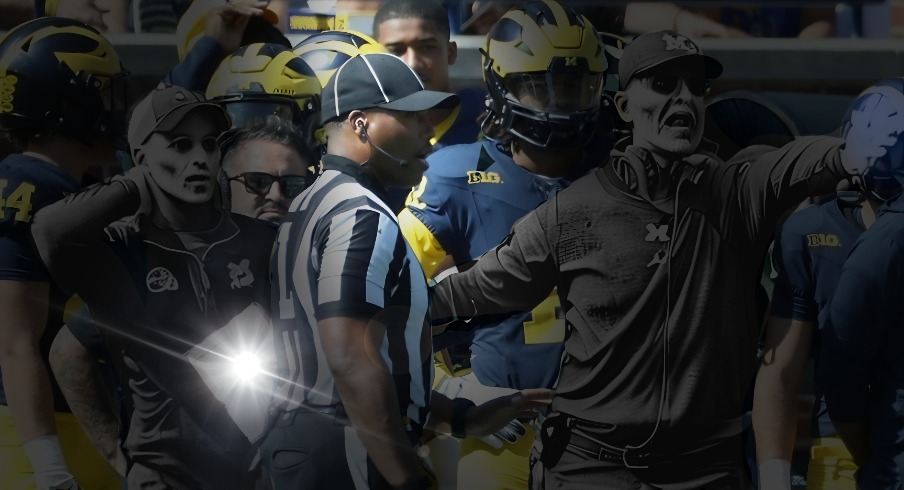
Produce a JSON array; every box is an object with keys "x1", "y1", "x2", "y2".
[
  {"x1": 466, "y1": 171, "x2": 503, "y2": 185},
  {"x1": 662, "y1": 32, "x2": 699, "y2": 53},
  {"x1": 806, "y1": 233, "x2": 841, "y2": 247},
  {"x1": 0, "y1": 74, "x2": 17, "y2": 113}
]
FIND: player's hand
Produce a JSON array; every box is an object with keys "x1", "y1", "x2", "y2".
[
  {"x1": 205, "y1": 1, "x2": 268, "y2": 54},
  {"x1": 841, "y1": 91, "x2": 904, "y2": 177},
  {"x1": 477, "y1": 418, "x2": 528, "y2": 449},
  {"x1": 465, "y1": 388, "x2": 553, "y2": 439},
  {"x1": 52, "y1": 0, "x2": 108, "y2": 32}
]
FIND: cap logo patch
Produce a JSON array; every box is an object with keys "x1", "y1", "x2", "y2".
[{"x1": 662, "y1": 33, "x2": 698, "y2": 53}]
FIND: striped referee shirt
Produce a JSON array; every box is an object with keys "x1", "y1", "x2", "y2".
[{"x1": 271, "y1": 154, "x2": 432, "y2": 427}]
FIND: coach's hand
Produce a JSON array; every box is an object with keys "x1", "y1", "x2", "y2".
[
  {"x1": 464, "y1": 388, "x2": 553, "y2": 439},
  {"x1": 841, "y1": 91, "x2": 904, "y2": 178}
]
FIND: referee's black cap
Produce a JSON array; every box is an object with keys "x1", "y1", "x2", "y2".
[{"x1": 321, "y1": 53, "x2": 459, "y2": 124}]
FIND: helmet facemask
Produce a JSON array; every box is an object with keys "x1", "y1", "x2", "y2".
[
  {"x1": 482, "y1": 53, "x2": 603, "y2": 150},
  {"x1": 477, "y1": 0, "x2": 607, "y2": 151}
]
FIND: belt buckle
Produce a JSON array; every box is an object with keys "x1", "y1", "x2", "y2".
[{"x1": 622, "y1": 444, "x2": 651, "y2": 469}]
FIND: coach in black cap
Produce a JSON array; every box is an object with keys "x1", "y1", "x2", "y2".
[
  {"x1": 426, "y1": 29, "x2": 892, "y2": 489},
  {"x1": 263, "y1": 53, "x2": 551, "y2": 490}
]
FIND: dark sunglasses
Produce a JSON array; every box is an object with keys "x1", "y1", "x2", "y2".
[
  {"x1": 648, "y1": 72, "x2": 708, "y2": 97},
  {"x1": 228, "y1": 172, "x2": 310, "y2": 199}
]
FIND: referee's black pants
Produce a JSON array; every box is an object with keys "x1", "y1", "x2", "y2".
[{"x1": 260, "y1": 409, "x2": 421, "y2": 490}]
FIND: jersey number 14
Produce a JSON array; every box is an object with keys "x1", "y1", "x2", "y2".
[{"x1": 0, "y1": 179, "x2": 35, "y2": 222}]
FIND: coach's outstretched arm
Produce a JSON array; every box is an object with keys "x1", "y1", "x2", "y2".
[{"x1": 430, "y1": 211, "x2": 558, "y2": 325}]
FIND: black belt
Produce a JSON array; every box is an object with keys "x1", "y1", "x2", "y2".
[
  {"x1": 567, "y1": 421, "x2": 654, "y2": 469},
  {"x1": 561, "y1": 414, "x2": 746, "y2": 469}
]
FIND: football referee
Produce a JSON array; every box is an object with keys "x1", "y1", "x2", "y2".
[{"x1": 263, "y1": 53, "x2": 552, "y2": 490}]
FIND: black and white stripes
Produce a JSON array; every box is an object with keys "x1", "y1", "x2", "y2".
[{"x1": 270, "y1": 156, "x2": 432, "y2": 425}]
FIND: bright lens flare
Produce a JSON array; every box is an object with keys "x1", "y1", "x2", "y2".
[{"x1": 232, "y1": 352, "x2": 262, "y2": 383}]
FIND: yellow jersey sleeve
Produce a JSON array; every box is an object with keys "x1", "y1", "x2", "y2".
[{"x1": 398, "y1": 207, "x2": 447, "y2": 279}]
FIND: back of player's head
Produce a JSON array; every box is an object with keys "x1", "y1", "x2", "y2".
[
  {"x1": 843, "y1": 77, "x2": 904, "y2": 201},
  {"x1": 293, "y1": 30, "x2": 387, "y2": 88},
  {"x1": 373, "y1": 0, "x2": 451, "y2": 40},
  {"x1": 0, "y1": 17, "x2": 129, "y2": 147},
  {"x1": 207, "y1": 43, "x2": 321, "y2": 149},
  {"x1": 480, "y1": 0, "x2": 607, "y2": 150}
]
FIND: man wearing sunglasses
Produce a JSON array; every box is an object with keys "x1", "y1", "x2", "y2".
[
  {"x1": 428, "y1": 30, "x2": 894, "y2": 489},
  {"x1": 220, "y1": 115, "x2": 314, "y2": 223}
]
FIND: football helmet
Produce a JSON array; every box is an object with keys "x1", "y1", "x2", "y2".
[
  {"x1": 292, "y1": 29, "x2": 387, "y2": 88},
  {"x1": 207, "y1": 43, "x2": 321, "y2": 147},
  {"x1": 0, "y1": 17, "x2": 128, "y2": 146},
  {"x1": 481, "y1": 0, "x2": 607, "y2": 149},
  {"x1": 842, "y1": 77, "x2": 904, "y2": 201}
]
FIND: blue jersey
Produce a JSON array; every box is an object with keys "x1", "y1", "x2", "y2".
[
  {"x1": 771, "y1": 191, "x2": 866, "y2": 438},
  {"x1": 821, "y1": 193, "x2": 904, "y2": 487},
  {"x1": 0, "y1": 153, "x2": 80, "y2": 410},
  {"x1": 405, "y1": 140, "x2": 590, "y2": 389}
]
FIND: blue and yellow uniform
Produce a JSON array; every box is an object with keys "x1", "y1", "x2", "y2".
[
  {"x1": 401, "y1": 140, "x2": 592, "y2": 489},
  {"x1": 771, "y1": 192, "x2": 867, "y2": 489},
  {"x1": 0, "y1": 154, "x2": 121, "y2": 490},
  {"x1": 821, "y1": 192, "x2": 904, "y2": 489},
  {"x1": 404, "y1": 140, "x2": 574, "y2": 383}
]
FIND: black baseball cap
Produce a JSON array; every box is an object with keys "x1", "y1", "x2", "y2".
[
  {"x1": 618, "y1": 30, "x2": 723, "y2": 89},
  {"x1": 128, "y1": 84, "x2": 231, "y2": 159},
  {"x1": 321, "y1": 53, "x2": 459, "y2": 124}
]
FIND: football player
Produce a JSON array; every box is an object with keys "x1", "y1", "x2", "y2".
[
  {"x1": 399, "y1": 2, "x2": 608, "y2": 489},
  {"x1": 0, "y1": 17, "x2": 127, "y2": 490}
]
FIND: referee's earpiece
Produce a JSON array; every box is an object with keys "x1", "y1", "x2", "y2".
[{"x1": 356, "y1": 119, "x2": 368, "y2": 141}]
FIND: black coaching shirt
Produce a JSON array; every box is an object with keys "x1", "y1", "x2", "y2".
[{"x1": 271, "y1": 155, "x2": 432, "y2": 427}]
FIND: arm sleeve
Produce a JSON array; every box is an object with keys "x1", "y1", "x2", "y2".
[
  {"x1": 430, "y1": 209, "x2": 557, "y2": 323},
  {"x1": 162, "y1": 36, "x2": 225, "y2": 92},
  {"x1": 398, "y1": 208, "x2": 447, "y2": 279},
  {"x1": 405, "y1": 174, "x2": 467, "y2": 263},
  {"x1": 770, "y1": 213, "x2": 818, "y2": 322},
  {"x1": 722, "y1": 136, "x2": 848, "y2": 243},
  {"x1": 315, "y1": 209, "x2": 404, "y2": 321},
  {"x1": 819, "y1": 232, "x2": 902, "y2": 422},
  {"x1": 30, "y1": 173, "x2": 141, "y2": 297}
]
